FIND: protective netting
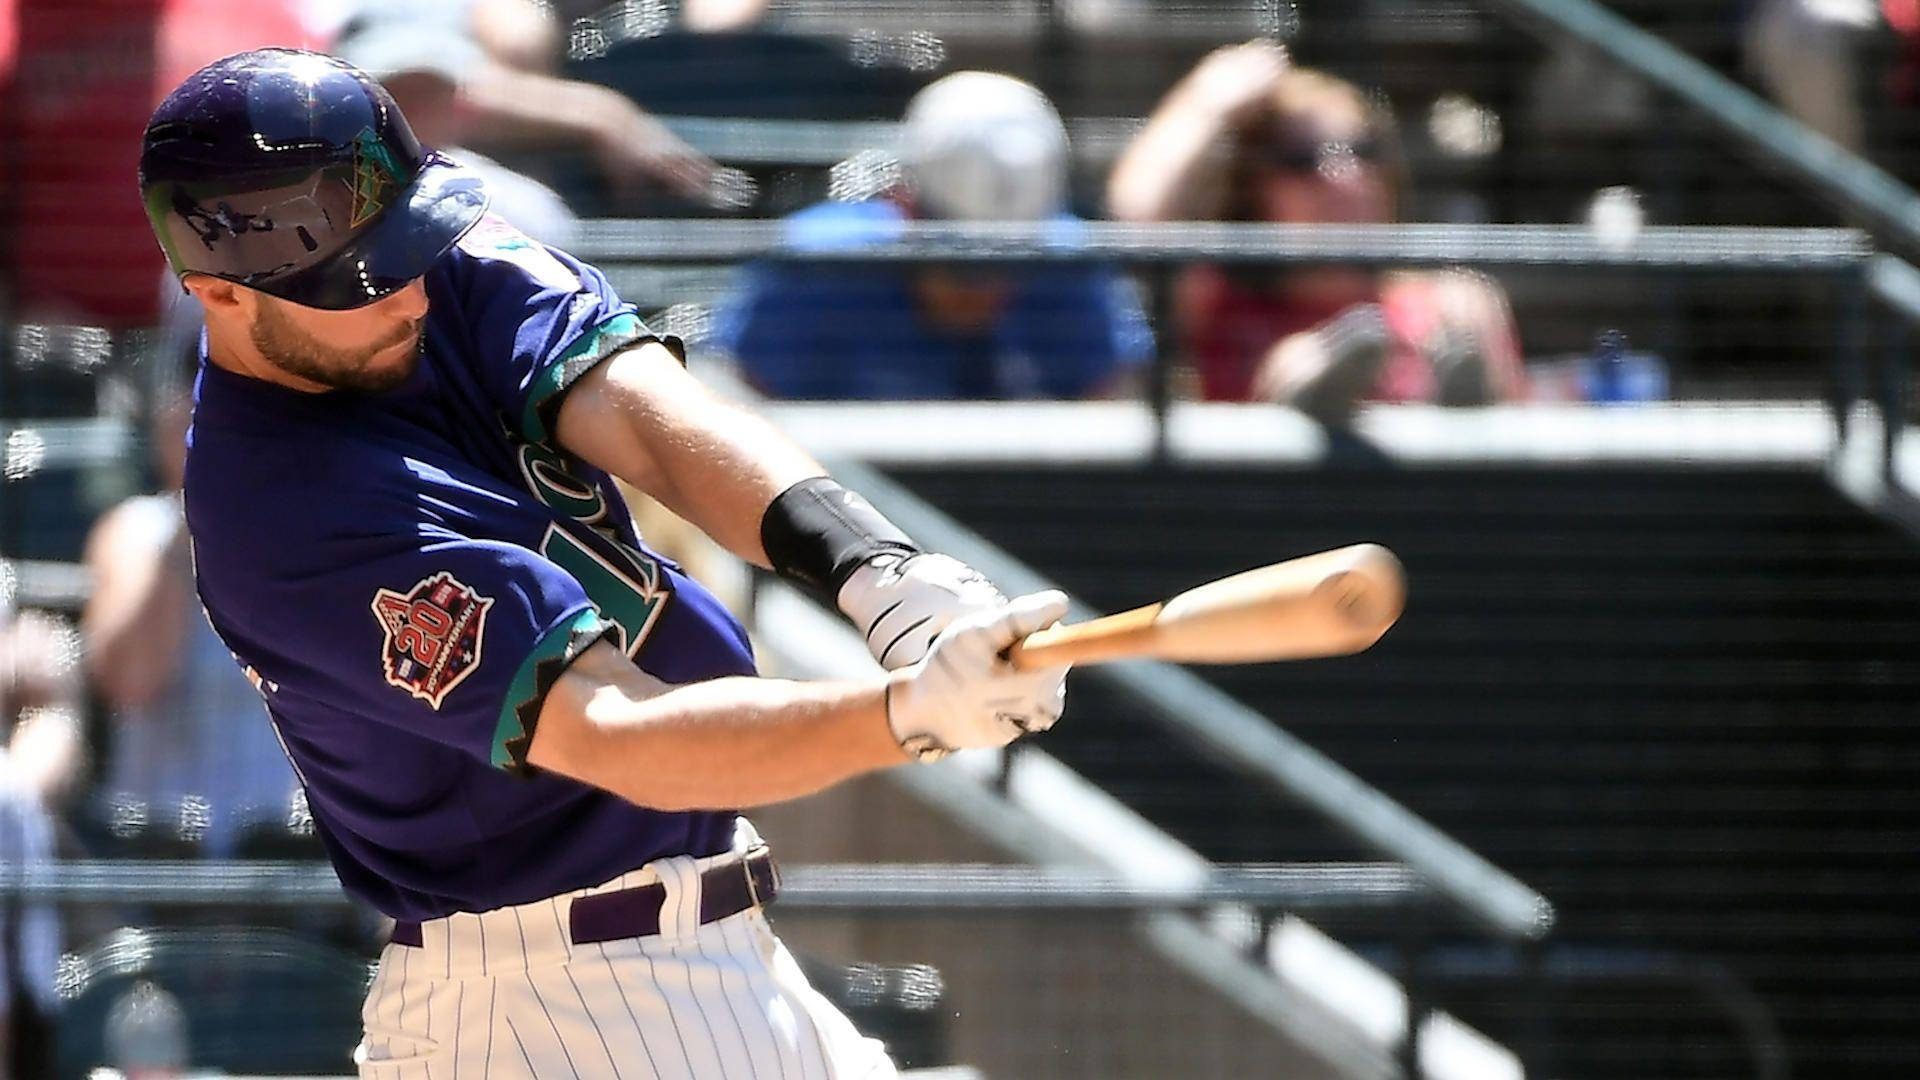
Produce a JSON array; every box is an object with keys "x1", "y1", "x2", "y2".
[{"x1": 5, "y1": 3, "x2": 1920, "y2": 1078}]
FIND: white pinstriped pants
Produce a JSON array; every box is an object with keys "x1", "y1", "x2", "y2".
[{"x1": 354, "y1": 839, "x2": 896, "y2": 1079}]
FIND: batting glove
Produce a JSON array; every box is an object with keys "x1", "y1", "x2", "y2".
[
  {"x1": 837, "y1": 552, "x2": 1006, "y2": 670},
  {"x1": 885, "y1": 590, "x2": 1071, "y2": 762}
]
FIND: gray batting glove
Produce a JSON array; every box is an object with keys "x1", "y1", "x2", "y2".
[
  {"x1": 885, "y1": 590, "x2": 1072, "y2": 763},
  {"x1": 837, "y1": 552, "x2": 1006, "y2": 670}
]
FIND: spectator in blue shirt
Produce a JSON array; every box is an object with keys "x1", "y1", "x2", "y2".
[{"x1": 713, "y1": 71, "x2": 1154, "y2": 400}]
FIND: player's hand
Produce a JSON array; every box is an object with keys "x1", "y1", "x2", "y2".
[
  {"x1": 884, "y1": 591, "x2": 1071, "y2": 762},
  {"x1": 837, "y1": 552, "x2": 1006, "y2": 670}
]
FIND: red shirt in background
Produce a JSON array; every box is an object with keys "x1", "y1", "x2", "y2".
[
  {"x1": 1, "y1": 0, "x2": 312, "y2": 327},
  {"x1": 1176, "y1": 264, "x2": 1525, "y2": 403}
]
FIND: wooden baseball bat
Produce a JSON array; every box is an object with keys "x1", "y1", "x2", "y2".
[{"x1": 1006, "y1": 544, "x2": 1405, "y2": 670}]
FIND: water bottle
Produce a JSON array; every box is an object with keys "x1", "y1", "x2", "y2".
[{"x1": 1579, "y1": 329, "x2": 1668, "y2": 404}]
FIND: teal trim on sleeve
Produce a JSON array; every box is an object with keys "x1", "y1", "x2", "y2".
[
  {"x1": 491, "y1": 608, "x2": 608, "y2": 773},
  {"x1": 520, "y1": 311, "x2": 648, "y2": 443}
]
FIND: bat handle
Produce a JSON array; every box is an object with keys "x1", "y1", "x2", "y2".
[{"x1": 1004, "y1": 603, "x2": 1163, "y2": 670}]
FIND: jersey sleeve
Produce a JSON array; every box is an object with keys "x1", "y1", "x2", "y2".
[
  {"x1": 447, "y1": 213, "x2": 679, "y2": 445},
  {"x1": 196, "y1": 512, "x2": 612, "y2": 777}
]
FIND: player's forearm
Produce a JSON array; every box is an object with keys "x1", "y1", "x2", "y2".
[
  {"x1": 558, "y1": 342, "x2": 825, "y2": 567},
  {"x1": 643, "y1": 401, "x2": 825, "y2": 568},
  {"x1": 529, "y1": 656, "x2": 907, "y2": 811}
]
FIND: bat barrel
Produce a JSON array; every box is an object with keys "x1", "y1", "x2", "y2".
[{"x1": 1006, "y1": 544, "x2": 1405, "y2": 670}]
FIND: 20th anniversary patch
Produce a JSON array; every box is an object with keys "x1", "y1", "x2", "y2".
[{"x1": 371, "y1": 572, "x2": 494, "y2": 709}]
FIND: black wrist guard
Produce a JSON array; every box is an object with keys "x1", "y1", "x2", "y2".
[{"x1": 760, "y1": 477, "x2": 919, "y2": 602}]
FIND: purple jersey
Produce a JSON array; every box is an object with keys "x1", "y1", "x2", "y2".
[{"x1": 184, "y1": 215, "x2": 746, "y2": 920}]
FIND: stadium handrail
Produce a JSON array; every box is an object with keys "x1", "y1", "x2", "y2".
[
  {"x1": 1870, "y1": 254, "x2": 1920, "y2": 324},
  {"x1": 0, "y1": 859, "x2": 1430, "y2": 912},
  {"x1": 570, "y1": 219, "x2": 1873, "y2": 270}
]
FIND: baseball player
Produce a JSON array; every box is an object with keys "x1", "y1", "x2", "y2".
[{"x1": 137, "y1": 48, "x2": 1071, "y2": 1079}]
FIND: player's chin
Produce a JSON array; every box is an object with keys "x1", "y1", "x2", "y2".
[{"x1": 343, "y1": 342, "x2": 421, "y2": 394}]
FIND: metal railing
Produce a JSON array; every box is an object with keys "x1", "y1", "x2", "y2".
[
  {"x1": 0, "y1": 859, "x2": 1428, "y2": 912},
  {"x1": 3, "y1": 861, "x2": 1771, "y2": 1078},
  {"x1": 570, "y1": 218, "x2": 1873, "y2": 269},
  {"x1": 568, "y1": 217, "x2": 1911, "y2": 488},
  {"x1": 655, "y1": 114, "x2": 1145, "y2": 166}
]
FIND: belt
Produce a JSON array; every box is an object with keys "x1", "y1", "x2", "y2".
[{"x1": 390, "y1": 848, "x2": 780, "y2": 948}]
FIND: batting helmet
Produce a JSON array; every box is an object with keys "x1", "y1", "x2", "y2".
[{"x1": 139, "y1": 48, "x2": 488, "y2": 311}]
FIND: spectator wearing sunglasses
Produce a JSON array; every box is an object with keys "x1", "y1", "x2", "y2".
[{"x1": 1109, "y1": 43, "x2": 1526, "y2": 421}]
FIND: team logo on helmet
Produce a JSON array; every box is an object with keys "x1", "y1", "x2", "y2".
[
  {"x1": 349, "y1": 126, "x2": 401, "y2": 229},
  {"x1": 371, "y1": 571, "x2": 493, "y2": 709}
]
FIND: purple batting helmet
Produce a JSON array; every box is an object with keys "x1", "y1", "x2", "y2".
[{"x1": 138, "y1": 48, "x2": 488, "y2": 310}]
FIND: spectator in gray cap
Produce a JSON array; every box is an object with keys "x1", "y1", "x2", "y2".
[{"x1": 713, "y1": 72, "x2": 1153, "y2": 400}]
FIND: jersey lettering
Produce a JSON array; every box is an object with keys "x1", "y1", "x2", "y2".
[
  {"x1": 538, "y1": 524, "x2": 666, "y2": 657},
  {"x1": 516, "y1": 440, "x2": 607, "y2": 525}
]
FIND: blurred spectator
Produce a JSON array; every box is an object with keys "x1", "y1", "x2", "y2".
[
  {"x1": 1743, "y1": 0, "x2": 1882, "y2": 153},
  {"x1": 334, "y1": 17, "x2": 579, "y2": 248},
  {"x1": 1, "y1": 600, "x2": 82, "y2": 810},
  {"x1": 0, "y1": 770, "x2": 58, "y2": 1079},
  {"x1": 0, "y1": 0, "x2": 314, "y2": 326},
  {"x1": 558, "y1": 0, "x2": 924, "y2": 124},
  {"x1": 1, "y1": 595, "x2": 74, "y2": 1080},
  {"x1": 466, "y1": 0, "x2": 565, "y2": 74},
  {"x1": 504, "y1": 0, "x2": 774, "y2": 39},
  {"x1": 1108, "y1": 43, "x2": 1526, "y2": 420},
  {"x1": 81, "y1": 360, "x2": 299, "y2": 860},
  {"x1": 0, "y1": 0, "x2": 13, "y2": 81},
  {"x1": 1884, "y1": 0, "x2": 1920, "y2": 107},
  {"x1": 713, "y1": 71, "x2": 1153, "y2": 400},
  {"x1": 328, "y1": 0, "x2": 720, "y2": 211}
]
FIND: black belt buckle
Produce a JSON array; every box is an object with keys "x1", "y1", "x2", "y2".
[{"x1": 743, "y1": 847, "x2": 779, "y2": 910}]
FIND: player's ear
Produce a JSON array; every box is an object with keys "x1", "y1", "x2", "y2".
[{"x1": 182, "y1": 274, "x2": 246, "y2": 314}]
